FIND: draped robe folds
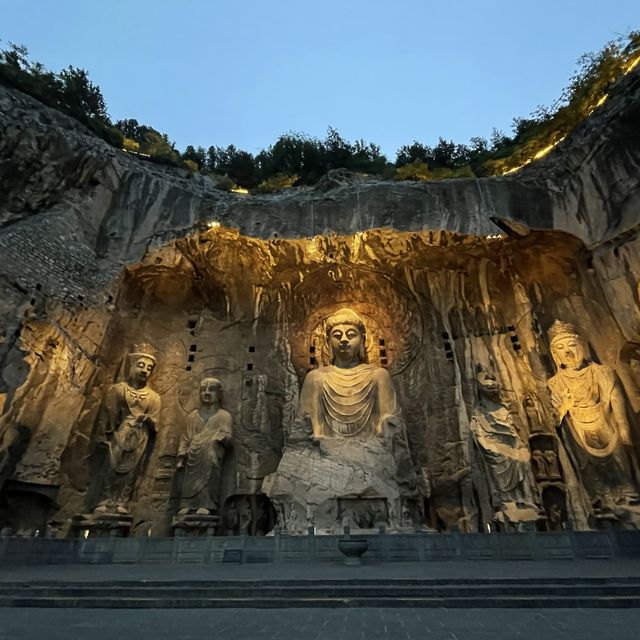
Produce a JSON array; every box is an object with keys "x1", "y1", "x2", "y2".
[
  {"x1": 300, "y1": 364, "x2": 397, "y2": 438},
  {"x1": 100, "y1": 381, "x2": 161, "y2": 505},
  {"x1": 178, "y1": 408, "x2": 232, "y2": 511},
  {"x1": 548, "y1": 362, "x2": 639, "y2": 504},
  {"x1": 470, "y1": 408, "x2": 536, "y2": 506}
]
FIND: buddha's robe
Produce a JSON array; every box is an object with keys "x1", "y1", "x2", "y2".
[{"x1": 299, "y1": 364, "x2": 397, "y2": 438}]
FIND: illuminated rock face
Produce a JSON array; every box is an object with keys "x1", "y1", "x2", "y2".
[
  {"x1": 1, "y1": 224, "x2": 640, "y2": 536},
  {"x1": 1, "y1": 67, "x2": 640, "y2": 535}
]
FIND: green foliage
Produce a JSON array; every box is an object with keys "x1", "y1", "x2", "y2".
[
  {"x1": 393, "y1": 160, "x2": 474, "y2": 181},
  {"x1": 0, "y1": 43, "x2": 123, "y2": 147},
  {"x1": 255, "y1": 173, "x2": 299, "y2": 193},
  {"x1": 3, "y1": 32, "x2": 639, "y2": 189},
  {"x1": 115, "y1": 119, "x2": 180, "y2": 165},
  {"x1": 183, "y1": 159, "x2": 199, "y2": 173},
  {"x1": 395, "y1": 31, "x2": 640, "y2": 178},
  {"x1": 393, "y1": 160, "x2": 431, "y2": 181},
  {"x1": 213, "y1": 175, "x2": 237, "y2": 192},
  {"x1": 181, "y1": 144, "x2": 206, "y2": 169},
  {"x1": 255, "y1": 128, "x2": 388, "y2": 186},
  {"x1": 122, "y1": 137, "x2": 140, "y2": 152}
]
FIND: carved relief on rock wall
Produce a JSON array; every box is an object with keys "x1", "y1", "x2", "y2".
[{"x1": 3, "y1": 227, "x2": 640, "y2": 536}]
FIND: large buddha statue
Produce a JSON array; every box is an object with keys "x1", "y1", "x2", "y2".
[
  {"x1": 299, "y1": 308, "x2": 399, "y2": 439},
  {"x1": 265, "y1": 307, "x2": 418, "y2": 532},
  {"x1": 547, "y1": 320, "x2": 640, "y2": 511}
]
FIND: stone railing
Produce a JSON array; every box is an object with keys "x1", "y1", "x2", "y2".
[{"x1": 1, "y1": 530, "x2": 640, "y2": 565}]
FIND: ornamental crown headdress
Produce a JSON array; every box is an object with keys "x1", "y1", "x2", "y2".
[
  {"x1": 129, "y1": 342, "x2": 158, "y2": 364},
  {"x1": 547, "y1": 320, "x2": 580, "y2": 345}
]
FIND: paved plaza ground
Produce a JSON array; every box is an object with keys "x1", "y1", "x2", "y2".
[
  {"x1": 2, "y1": 606, "x2": 640, "y2": 640},
  {"x1": 2, "y1": 560, "x2": 640, "y2": 639}
]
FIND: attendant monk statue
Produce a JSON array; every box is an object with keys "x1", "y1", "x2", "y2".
[
  {"x1": 94, "y1": 344, "x2": 161, "y2": 514},
  {"x1": 547, "y1": 320, "x2": 640, "y2": 509},
  {"x1": 299, "y1": 308, "x2": 400, "y2": 439},
  {"x1": 176, "y1": 377, "x2": 232, "y2": 515}
]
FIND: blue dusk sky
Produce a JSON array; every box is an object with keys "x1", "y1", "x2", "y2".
[{"x1": 2, "y1": 0, "x2": 639, "y2": 159}]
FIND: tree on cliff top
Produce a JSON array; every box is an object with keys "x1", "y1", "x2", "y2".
[{"x1": 0, "y1": 42, "x2": 122, "y2": 147}]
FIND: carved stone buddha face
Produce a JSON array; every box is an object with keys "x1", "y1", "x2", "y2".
[
  {"x1": 476, "y1": 370, "x2": 501, "y2": 402},
  {"x1": 551, "y1": 335, "x2": 587, "y2": 370},
  {"x1": 199, "y1": 377, "x2": 222, "y2": 406},
  {"x1": 329, "y1": 324, "x2": 363, "y2": 365},
  {"x1": 128, "y1": 355, "x2": 155, "y2": 388},
  {"x1": 325, "y1": 308, "x2": 367, "y2": 368}
]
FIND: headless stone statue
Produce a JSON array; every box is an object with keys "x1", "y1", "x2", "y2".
[
  {"x1": 470, "y1": 370, "x2": 539, "y2": 524},
  {"x1": 177, "y1": 377, "x2": 232, "y2": 515},
  {"x1": 94, "y1": 344, "x2": 161, "y2": 514},
  {"x1": 547, "y1": 320, "x2": 640, "y2": 511}
]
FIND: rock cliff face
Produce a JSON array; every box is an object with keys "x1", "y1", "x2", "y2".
[{"x1": 0, "y1": 67, "x2": 639, "y2": 537}]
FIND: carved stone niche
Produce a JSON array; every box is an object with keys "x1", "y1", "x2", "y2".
[
  {"x1": 219, "y1": 494, "x2": 276, "y2": 536},
  {"x1": 338, "y1": 497, "x2": 389, "y2": 531},
  {"x1": 0, "y1": 481, "x2": 57, "y2": 537},
  {"x1": 529, "y1": 434, "x2": 564, "y2": 483},
  {"x1": 541, "y1": 485, "x2": 568, "y2": 532}
]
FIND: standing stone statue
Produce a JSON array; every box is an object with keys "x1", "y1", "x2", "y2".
[
  {"x1": 176, "y1": 377, "x2": 232, "y2": 515},
  {"x1": 470, "y1": 370, "x2": 539, "y2": 523},
  {"x1": 547, "y1": 320, "x2": 639, "y2": 510},
  {"x1": 523, "y1": 394, "x2": 546, "y2": 434},
  {"x1": 94, "y1": 344, "x2": 161, "y2": 514}
]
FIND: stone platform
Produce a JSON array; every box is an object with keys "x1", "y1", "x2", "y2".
[{"x1": 1, "y1": 530, "x2": 639, "y2": 566}]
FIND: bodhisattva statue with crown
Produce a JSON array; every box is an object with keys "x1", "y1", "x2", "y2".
[
  {"x1": 547, "y1": 321, "x2": 640, "y2": 516},
  {"x1": 94, "y1": 343, "x2": 161, "y2": 514},
  {"x1": 264, "y1": 308, "x2": 418, "y2": 533}
]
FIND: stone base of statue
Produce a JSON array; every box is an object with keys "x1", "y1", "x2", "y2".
[
  {"x1": 592, "y1": 503, "x2": 640, "y2": 530},
  {"x1": 493, "y1": 501, "x2": 545, "y2": 532},
  {"x1": 263, "y1": 434, "x2": 417, "y2": 534},
  {"x1": 172, "y1": 513, "x2": 220, "y2": 537},
  {"x1": 70, "y1": 512, "x2": 133, "y2": 538}
]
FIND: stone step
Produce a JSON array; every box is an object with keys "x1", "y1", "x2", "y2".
[
  {"x1": 1, "y1": 594, "x2": 640, "y2": 608},
  {"x1": 2, "y1": 577, "x2": 640, "y2": 608},
  {"x1": 7, "y1": 575, "x2": 640, "y2": 587},
  {"x1": 2, "y1": 583, "x2": 640, "y2": 598}
]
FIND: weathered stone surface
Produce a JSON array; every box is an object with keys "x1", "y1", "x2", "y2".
[{"x1": 1, "y1": 65, "x2": 640, "y2": 537}]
